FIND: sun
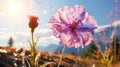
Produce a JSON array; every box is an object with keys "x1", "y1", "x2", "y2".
[{"x1": 10, "y1": 3, "x2": 22, "y2": 14}]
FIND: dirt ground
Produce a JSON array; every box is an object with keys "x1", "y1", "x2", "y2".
[{"x1": 112, "y1": 62, "x2": 120, "y2": 67}]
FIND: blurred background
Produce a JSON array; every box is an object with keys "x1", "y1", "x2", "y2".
[{"x1": 0, "y1": 0, "x2": 120, "y2": 54}]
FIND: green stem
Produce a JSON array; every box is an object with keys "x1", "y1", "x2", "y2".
[
  {"x1": 31, "y1": 29, "x2": 36, "y2": 67},
  {"x1": 57, "y1": 46, "x2": 66, "y2": 67}
]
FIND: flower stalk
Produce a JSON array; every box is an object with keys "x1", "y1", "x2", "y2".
[
  {"x1": 57, "y1": 46, "x2": 66, "y2": 67},
  {"x1": 28, "y1": 15, "x2": 39, "y2": 67},
  {"x1": 31, "y1": 29, "x2": 36, "y2": 67}
]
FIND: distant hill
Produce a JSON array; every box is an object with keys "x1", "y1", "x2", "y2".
[
  {"x1": 94, "y1": 21, "x2": 120, "y2": 42},
  {"x1": 36, "y1": 43, "x2": 83, "y2": 55},
  {"x1": 94, "y1": 21, "x2": 120, "y2": 50},
  {"x1": 36, "y1": 44, "x2": 58, "y2": 52}
]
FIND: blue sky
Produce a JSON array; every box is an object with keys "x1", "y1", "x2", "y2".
[{"x1": 0, "y1": 0, "x2": 120, "y2": 48}]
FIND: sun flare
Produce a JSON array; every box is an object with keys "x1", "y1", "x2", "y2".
[{"x1": 10, "y1": 3, "x2": 21, "y2": 14}]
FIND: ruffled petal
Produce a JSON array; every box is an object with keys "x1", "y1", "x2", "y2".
[
  {"x1": 86, "y1": 16, "x2": 97, "y2": 27},
  {"x1": 76, "y1": 30, "x2": 93, "y2": 48},
  {"x1": 57, "y1": 7, "x2": 70, "y2": 25},
  {"x1": 59, "y1": 32, "x2": 73, "y2": 48},
  {"x1": 49, "y1": 5, "x2": 97, "y2": 48}
]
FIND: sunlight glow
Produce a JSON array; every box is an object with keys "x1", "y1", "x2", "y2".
[{"x1": 10, "y1": 3, "x2": 22, "y2": 14}]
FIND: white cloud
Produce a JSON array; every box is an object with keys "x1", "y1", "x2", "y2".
[
  {"x1": 36, "y1": 28, "x2": 52, "y2": 34},
  {"x1": 112, "y1": 21, "x2": 120, "y2": 27},
  {"x1": 0, "y1": 32, "x2": 17, "y2": 39},
  {"x1": 12, "y1": 35, "x2": 59, "y2": 48},
  {"x1": 0, "y1": 28, "x2": 51, "y2": 39},
  {"x1": 13, "y1": 42, "x2": 29, "y2": 48},
  {"x1": 14, "y1": 31, "x2": 30, "y2": 37},
  {"x1": 39, "y1": 36, "x2": 59, "y2": 43},
  {"x1": 95, "y1": 21, "x2": 120, "y2": 33},
  {"x1": 95, "y1": 25, "x2": 111, "y2": 33},
  {"x1": 0, "y1": 30, "x2": 30, "y2": 40},
  {"x1": 0, "y1": 28, "x2": 54, "y2": 47}
]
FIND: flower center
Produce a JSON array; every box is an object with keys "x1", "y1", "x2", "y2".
[{"x1": 69, "y1": 23, "x2": 77, "y2": 30}]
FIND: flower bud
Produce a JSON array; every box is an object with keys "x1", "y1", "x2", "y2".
[{"x1": 28, "y1": 15, "x2": 39, "y2": 30}]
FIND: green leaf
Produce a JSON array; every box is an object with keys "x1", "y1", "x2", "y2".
[
  {"x1": 27, "y1": 39, "x2": 33, "y2": 49},
  {"x1": 39, "y1": 62, "x2": 56, "y2": 67},
  {"x1": 35, "y1": 52, "x2": 41, "y2": 63},
  {"x1": 27, "y1": 39, "x2": 34, "y2": 58},
  {"x1": 110, "y1": 56, "x2": 113, "y2": 63},
  {"x1": 34, "y1": 36, "x2": 40, "y2": 46}
]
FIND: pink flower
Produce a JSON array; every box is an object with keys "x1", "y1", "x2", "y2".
[{"x1": 49, "y1": 5, "x2": 97, "y2": 48}]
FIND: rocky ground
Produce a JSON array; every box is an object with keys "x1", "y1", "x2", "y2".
[{"x1": 0, "y1": 46, "x2": 119, "y2": 67}]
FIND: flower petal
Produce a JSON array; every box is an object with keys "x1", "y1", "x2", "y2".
[
  {"x1": 77, "y1": 23, "x2": 97, "y2": 34},
  {"x1": 49, "y1": 5, "x2": 97, "y2": 48},
  {"x1": 76, "y1": 30, "x2": 93, "y2": 48},
  {"x1": 59, "y1": 32, "x2": 73, "y2": 48}
]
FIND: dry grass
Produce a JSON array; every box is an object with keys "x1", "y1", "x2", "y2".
[
  {"x1": 112, "y1": 62, "x2": 120, "y2": 67},
  {"x1": 0, "y1": 46, "x2": 119, "y2": 67}
]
